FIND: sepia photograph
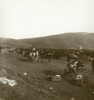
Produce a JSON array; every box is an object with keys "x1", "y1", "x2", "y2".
[{"x1": 0, "y1": 0, "x2": 94, "y2": 100}]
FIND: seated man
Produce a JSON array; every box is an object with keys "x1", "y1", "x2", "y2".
[
  {"x1": 76, "y1": 61, "x2": 86, "y2": 73},
  {"x1": 66, "y1": 59, "x2": 85, "y2": 75}
]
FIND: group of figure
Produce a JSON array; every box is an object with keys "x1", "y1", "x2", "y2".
[
  {"x1": 20, "y1": 47, "x2": 65, "y2": 63},
  {"x1": 15, "y1": 47, "x2": 94, "y2": 73},
  {"x1": 66, "y1": 58, "x2": 85, "y2": 75},
  {"x1": 64, "y1": 52, "x2": 87, "y2": 86}
]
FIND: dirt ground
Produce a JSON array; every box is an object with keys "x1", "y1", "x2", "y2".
[{"x1": 0, "y1": 52, "x2": 94, "y2": 100}]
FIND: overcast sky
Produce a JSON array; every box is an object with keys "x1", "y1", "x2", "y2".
[{"x1": 0, "y1": 0, "x2": 94, "y2": 39}]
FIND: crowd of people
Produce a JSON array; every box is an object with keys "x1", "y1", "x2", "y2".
[
  {"x1": 16, "y1": 47, "x2": 66, "y2": 62},
  {"x1": 0, "y1": 45, "x2": 94, "y2": 86},
  {"x1": 18, "y1": 47, "x2": 94, "y2": 74},
  {"x1": 15, "y1": 47, "x2": 94, "y2": 85},
  {"x1": 0, "y1": 46, "x2": 94, "y2": 74}
]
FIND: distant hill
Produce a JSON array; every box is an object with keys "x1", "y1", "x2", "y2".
[
  {"x1": 0, "y1": 37, "x2": 18, "y2": 47},
  {"x1": 18, "y1": 32, "x2": 94, "y2": 49},
  {"x1": 1, "y1": 32, "x2": 94, "y2": 49}
]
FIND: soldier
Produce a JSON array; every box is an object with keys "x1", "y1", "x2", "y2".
[
  {"x1": 47, "y1": 50, "x2": 51, "y2": 63},
  {"x1": 91, "y1": 57, "x2": 94, "y2": 74},
  {"x1": 0, "y1": 46, "x2": 2, "y2": 53}
]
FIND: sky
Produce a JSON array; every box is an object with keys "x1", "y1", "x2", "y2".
[{"x1": 0, "y1": 0, "x2": 94, "y2": 39}]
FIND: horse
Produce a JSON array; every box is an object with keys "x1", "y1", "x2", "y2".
[{"x1": 28, "y1": 51, "x2": 39, "y2": 62}]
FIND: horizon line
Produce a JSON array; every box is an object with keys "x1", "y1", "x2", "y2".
[{"x1": 0, "y1": 32, "x2": 94, "y2": 39}]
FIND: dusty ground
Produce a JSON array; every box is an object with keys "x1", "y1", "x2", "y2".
[{"x1": 0, "y1": 52, "x2": 94, "y2": 100}]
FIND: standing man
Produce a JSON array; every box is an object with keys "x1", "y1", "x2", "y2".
[
  {"x1": 0, "y1": 46, "x2": 1, "y2": 53},
  {"x1": 48, "y1": 50, "x2": 51, "y2": 63},
  {"x1": 91, "y1": 57, "x2": 94, "y2": 74}
]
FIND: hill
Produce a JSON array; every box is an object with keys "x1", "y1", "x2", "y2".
[
  {"x1": 0, "y1": 37, "x2": 18, "y2": 47},
  {"x1": 1, "y1": 32, "x2": 94, "y2": 49},
  {"x1": 18, "y1": 32, "x2": 94, "y2": 49}
]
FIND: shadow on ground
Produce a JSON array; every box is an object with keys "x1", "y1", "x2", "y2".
[{"x1": 17, "y1": 57, "x2": 29, "y2": 62}]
